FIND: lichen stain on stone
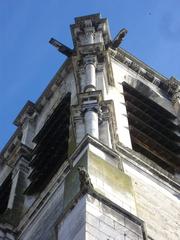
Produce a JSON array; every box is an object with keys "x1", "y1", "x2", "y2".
[{"x1": 88, "y1": 151, "x2": 133, "y2": 195}]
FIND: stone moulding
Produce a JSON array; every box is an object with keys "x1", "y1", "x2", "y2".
[{"x1": 116, "y1": 143, "x2": 180, "y2": 193}]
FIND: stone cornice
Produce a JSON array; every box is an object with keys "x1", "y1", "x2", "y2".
[
  {"x1": 110, "y1": 47, "x2": 180, "y2": 103},
  {"x1": 68, "y1": 134, "x2": 120, "y2": 166},
  {"x1": 125, "y1": 76, "x2": 177, "y2": 117},
  {"x1": 114, "y1": 48, "x2": 168, "y2": 82},
  {"x1": 110, "y1": 48, "x2": 169, "y2": 90},
  {"x1": 13, "y1": 101, "x2": 36, "y2": 127},
  {"x1": 116, "y1": 143, "x2": 180, "y2": 194}
]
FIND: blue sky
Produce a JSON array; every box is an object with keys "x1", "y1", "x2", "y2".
[{"x1": 1, "y1": 0, "x2": 180, "y2": 150}]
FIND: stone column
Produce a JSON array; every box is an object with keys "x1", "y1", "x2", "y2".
[
  {"x1": 7, "y1": 156, "x2": 29, "y2": 226},
  {"x1": 74, "y1": 116, "x2": 85, "y2": 144},
  {"x1": 21, "y1": 116, "x2": 36, "y2": 149},
  {"x1": 84, "y1": 110, "x2": 99, "y2": 138},
  {"x1": 99, "y1": 106, "x2": 112, "y2": 148},
  {"x1": 82, "y1": 102, "x2": 99, "y2": 139},
  {"x1": 81, "y1": 55, "x2": 99, "y2": 139},
  {"x1": 84, "y1": 56, "x2": 97, "y2": 92}
]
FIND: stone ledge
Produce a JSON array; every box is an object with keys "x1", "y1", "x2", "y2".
[{"x1": 116, "y1": 143, "x2": 180, "y2": 193}]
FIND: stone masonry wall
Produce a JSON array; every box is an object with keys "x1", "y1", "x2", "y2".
[
  {"x1": 124, "y1": 164, "x2": 180, "y2": 240},
  {"x1": 18, "y1": 183, "x2": 64, "y2": 240},
  {"x1": 86, "y1": 195, "x2": 144, "y2": 240},
  {"x1": 58, "y1": 195, "x2": 86, "y2": 240},
  {"x1": 58, "y1": 194, "x2": 145, "y2": 240}
]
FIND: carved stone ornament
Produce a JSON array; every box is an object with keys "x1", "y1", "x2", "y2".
[
  {"x1": 165, "y1": 77, "x2": 180, "y2": 104},
  {"x1": 84, "y1": 55, "x2": 97, "y2": 67},
  {"x1": 100, "y1": 105, "x2": 110, "y2": 121},
  {"x1": 81, "y1": 102, "x2": 100, "y2": 115},
  {"x1": 111, "y1": 28, "x2": 128, "y2": 49},
  {"x1": 78, "y1": 166, "x2": 93, "y2": 193},
  {"x1": 172, "y1": 92, "x2": 180, "y2": 104},
  {"x1": 166, "y1": 77, "x2": 180, "y2": 95}
]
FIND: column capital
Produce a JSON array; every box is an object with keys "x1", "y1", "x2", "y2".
[
  {"x1": 84, "y1": 55, "x2": 97, "y2": 67},
  {"x1": 81, "y1": 101, "x2": 100, "y2": 115}
]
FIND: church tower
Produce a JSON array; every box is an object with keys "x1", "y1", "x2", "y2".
[{"x1": 0, "y1": 14, "x2": 180, "y2": 240}]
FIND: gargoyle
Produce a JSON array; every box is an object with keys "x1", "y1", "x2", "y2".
[
  {"x1": 77, "y1": 166, "x2": 93, "y2": 193},
  {"x1": 107, "y1": 28, "x2": 128, "y2": 49},
  {"x1": 49, "y1": 38, "x2": 75, "y2": 57}
]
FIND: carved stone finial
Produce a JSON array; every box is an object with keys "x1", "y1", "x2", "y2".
[{"x1": 78, "y1": 166, "x2": 93, "y2": 193}]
